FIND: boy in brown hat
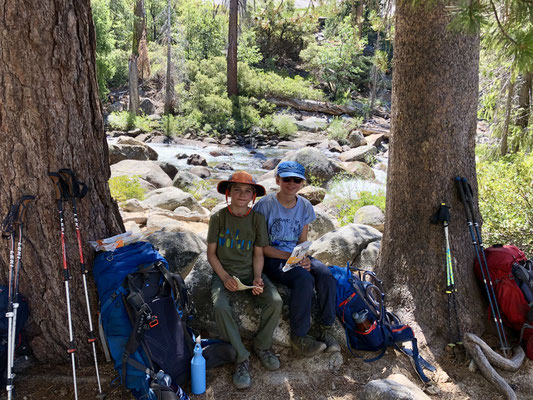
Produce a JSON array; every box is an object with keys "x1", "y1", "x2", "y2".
[{"x1": 207, "y1": 171, "x2": 282, "y2": 389}]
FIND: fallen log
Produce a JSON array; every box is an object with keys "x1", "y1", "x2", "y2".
[
  {"x1": 266, "y1": 97, "x2": 364, "y2": 116},
  {"x1": 463, "y1": 333, "x2": 525, "y2": 400}
]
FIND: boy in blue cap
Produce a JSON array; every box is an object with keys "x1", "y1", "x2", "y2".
[{"x1": 253, "y1": 161, "x2": 340, "y2": 356}]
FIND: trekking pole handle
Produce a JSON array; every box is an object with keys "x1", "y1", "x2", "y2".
[
  {"x1": 455, "y1": 177, "x2": 470, "y2": 220},
  {"x1": 58, "y1": 168, "x2": 89, "y2": 199},
  {"x1": 461, "y1": 178, "x2": 477, "y2": 221},
  {"x1": 17, "y1": 195, "x2": 36, "y2": 225},
  {"x1": 48, "y1": 172, "x2": 70, "y2": 200}
]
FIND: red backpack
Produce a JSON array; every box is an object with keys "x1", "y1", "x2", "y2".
[{"x1": 474, "y1": 245, "x2": 533, "y2": 358}]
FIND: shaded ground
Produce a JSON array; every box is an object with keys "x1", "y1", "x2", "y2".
[{"x1": 7, "y1": 336, "x2": 533, "y2": 400}]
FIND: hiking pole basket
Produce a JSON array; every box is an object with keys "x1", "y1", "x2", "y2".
[
  {"x1": 58, "y1": 169, "x2": 104, "y2": 398},
  {"x1": 455, "y1": 177, "x2": 510, "y2": 357},
  {"x1": 49, "y1": 172, "x2": 79, "y2": 400}
]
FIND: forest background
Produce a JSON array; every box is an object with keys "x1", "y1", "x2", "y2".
[{"x1": 93, "y1": 0, "x2": 533, "y2": 253}]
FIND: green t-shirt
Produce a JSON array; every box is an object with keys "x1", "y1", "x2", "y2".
[{"x1": 207, "y1": 207, "x2": 268, "y2": 277}]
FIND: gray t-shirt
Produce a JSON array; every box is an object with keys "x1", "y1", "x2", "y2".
[{"x1": 253, "y1": 193, "x2": 315, "y2": 253}]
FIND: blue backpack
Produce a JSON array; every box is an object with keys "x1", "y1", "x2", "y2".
[
  {"x1": 329, "y1": 264, "x2": 435, "y2": 383},
  {"x1": 93, "y1": 241, "x2": 192, "y2": 400}
]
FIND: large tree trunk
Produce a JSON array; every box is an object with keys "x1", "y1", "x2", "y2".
[
  {"x1": 514, "y1": 71, "x2": 532, "y2": 152},
  {"x1": 0, "y1": 0, "x2": 123, "y2": 363},
  {"x1": 377, "y1": 0, "x2": 483, "y2": 350},
  {"x1": 227, "y1": 0, "x2": 239, "y2": 97}
]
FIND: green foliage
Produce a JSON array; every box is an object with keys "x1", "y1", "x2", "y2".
[
  {"x1": 201, "y1": 197, "x2": 219, "y2": 210},
  {"x1": 92, "y1": 0, "x2": 116, "y2": 98},
  {"x1": 337, "y1": 191, "x2": 386, "y2": 226},
  {"x1": 300, "y1": 16, "x2": 372, "y2": 100},
  {"x1": 184, "y1": 180, "x2": 210, "y2": 200},
  {"x1": 238, "y1": 29, "x2": 262, "y2": 65},
  {"x1": 307, "y1": 175, "x2": 325, "y2": 187},
  {"x1": 477, "y1": 154, "x2": 533, "y2": 253},
  {"x1": 271, "y1": 114, "x2": 297, "y2": 138},
  {"x1": 249, "y1": 0, "x2": 318, "y2": 65},
  {"x1": 161, "y1": 112, "x2": 202, "y2": 137},
  {"x1": 109, "y1": 175, "x2": 145, "y2": 203},
  {"x1": 178, "y1": 0, "x2": 226, "y2": 60},
  {"x1": 108, "y1": 112, "x2": 158, "y2": 132}
]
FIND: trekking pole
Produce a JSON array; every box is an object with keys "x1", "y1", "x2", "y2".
[
  {"x1": 462, "y1": 177, "x2": 511, "y2": 356},
  {"x1": 49, "y1": 172, "x2": 79, "y2": 400},
  {"x1": 59, "y1": 169, "x2": 105, "y2": 398},
  {"x1": 455, "y1": 177, "x2": 510, "y2": 357},
  {"x1": 432, "y1": 203, "x2": 462, "y2": 347},
  {"x1": 2, "y1": 202, "x2": 20, "y2": 400}
]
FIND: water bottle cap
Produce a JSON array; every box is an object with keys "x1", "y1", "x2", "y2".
[{"x1": 353, "y1": 309, "x2": 369, "y2": 323}]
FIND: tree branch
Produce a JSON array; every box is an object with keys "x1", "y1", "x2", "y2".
[{"x1": 488, "y1": 0, "x2": 518, "y2": 46}]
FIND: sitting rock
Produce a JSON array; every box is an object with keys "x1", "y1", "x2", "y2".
[
  {"x1": 339, "y1": 145, "x2": 378, "y2": 163},
  {"x1": 353, "y1": 205, "x2": 385, "y2": 232},
  {"x1": 340, "y1": 161, "x2": 375, "y2": 180},
  {"x1": 353, "y1": 241, "x2": 380, "y2": 270},
  {"x1": 347, "y1": 130, "x2": 367, "y2": 147},
  {"x1": 309, "y1": 223, "x2": 382, "y2": 267},
  {"x1": 147, "y1": 231, "x2": 206, "y2": 277},
  {"x1": 187, "y1": 154, "x2": 208, "y2": 166},
  {"x1": 141, "y1": 187, "x2": 203, "y2": 212},
  {"x1": 262, "y1": 158, "x2": 281, "y2": 170},
  {"x1": 308, "y1": 207, "x2": 335, "y2": 241},
  {"x1": 189, "y1": 166, "x2": 211, "y2": 179},
  {"x1": 282, "y1": 147, "x2": 337, "y2": 185},
  {"x1": 117, "y1": 137, "x2": 158, "y2": 160},
  {"x1": 298, "y1": 186, "x2": 326, "y2": 205},
  {"x1": 173, "y1": 171, "x2": 204, "y2": 191},
  {"x1": 110, "y1": 160, "x2": 173, "y2": 188},
  {"x1": 360, "y1": 374, "x2": 431, "y2": 400}
]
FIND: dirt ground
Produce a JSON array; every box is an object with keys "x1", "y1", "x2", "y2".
[{"x1": 7, "y1": 335, "x2": 533, "y2": 400}]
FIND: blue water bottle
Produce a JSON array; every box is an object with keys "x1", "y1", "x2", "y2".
[{"x1": 191, "y1": 340, "x2": 206, "y2": 395}]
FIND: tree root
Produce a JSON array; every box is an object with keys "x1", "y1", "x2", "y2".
[{"x1": 463, "y1": 332, "x2": 525, "y2": 400}]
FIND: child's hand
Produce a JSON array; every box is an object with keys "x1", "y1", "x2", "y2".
[
  {"x1": 223, "y1": 276, "x2": 239, "y2": 292},
  {"x1": 252, "y1": 277, "x2": 264, "y2": 295},
  {"x1": 299, "y1": 256, "x2": 311, "y2": 271}
]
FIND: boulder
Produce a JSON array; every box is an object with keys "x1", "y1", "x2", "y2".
[
  {"x1": 136, "y1": 133, "x2": 153, "y2": 142},
  {"x1": 347, "y1": 130, "x2": 367, "y2": 147},
  {"x1": 203, "y1": 137, "x2": 218, "y2": 144},
  {"x1": 173, "y1": 171, "x2": 204, "y2": 191},
  {"x1": 110, "y1": 160, "x2": 173, "y2": 188},
  {"x1": 298, "y1": 186, "x2": 326, "y2": 205},
  {"x1": 141, "y1": 187, "x2": 203, "y2": 212},
  {"x1": 109, "y1": 143, "x2": 152, "y2": 165},
  {"x1": 340, "y1": 161, "x2": 375, "y2": 180},
  {"x1": 122, "y1": 198, "x2": 145, "y2": 213},
  {"x1": 308, "y1": 207, "x2": 336, "y2": 241},
  {"x1": 215, "y1": 162, "x2": 233, "y2": 171},
  {"x1": 139, "y1": 98, "x2": 156, "y2": 115},
  {"x1": 353, "y1": 240, "x2": 380, "y2": 270},
  {"x1": 107, "y1": 102, "x2": 124, "y2": 113},
  {"x1": 157, "y1": 161, "x2": 178, "y2": 180},
  {"x1": 360, "y1": 374, "x2": 431, "y2": 400},
  {"x1": 145, "y1": 214, "x2": 188, "y2": 233},
  {"x1": 121, "y1": 211, "x2": 148, "y2": 225},
  {"x1": 282, "y1": 147, "x2": 336, "y2": 185},
  {"x1": 147, "y1": 231, "x2": 206, "y2": 277},
  {"x1": 338, "y1": 145, "x2": 378, "y2": 163},
  {"x1": 123, "y1": 220, "x2": 141, "y2": 233},
  {"x1": 256, "y1": 178, "x2": 278, "y2": 194},
  {"x1": 295, "y1": 116, "x2": 328, "y2": 132},
  {"x1": 308, "y1": 224, "x2": 382, "y2": 267},
  {"x1": 189, "y1": 166, "x2": 211, "y2": 178},
  {"x1": 365, "y1": 133, "x2": 385, "y2": 148},
  {"x1": 172, "y1": 206, "x2": 210, "y2": 223},
  {"x1": 209, "y1": 150, "x2": 233, "y2": 157},
  {"x1": 117, "y1": 136, "x2": 158, "y2": 160},
  {"x1": 187, "y1": 154, "x2": 207, "y2": 166},
  {"x1": 277, "y1": 141, "x2": 307, "y2": 150},
  {"x1": 353, "y1": 205, "x2": 385, "y2": 232},
  {"x1": 175, "y1": 153, "x2": 189, "y2": 160},
  {"x1": 262, "y1": 158, "x2": 281, "y2": 170}
]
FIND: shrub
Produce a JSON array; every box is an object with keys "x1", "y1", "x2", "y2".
[
  {"x1": 109, "y1": 175, "x2": 145, "y2": 203},
  {"x1": 477, "y1": 154, "x2": 533, "y2": 253},
  {"x1": 337, "y1": 191, "x2": 386, "y2": 226},
  {"x1": 272, "y1": 114, "x2": 297, "y2": 138},
  {"x1": 326, "y1": 118, "x2": 349, "y2": 141},
  {"x1": 108, "y1": 111, "x2": 135, "y2": 131}
]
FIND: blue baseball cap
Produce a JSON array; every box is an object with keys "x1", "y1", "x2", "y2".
[{"x1": 276, "y1": 161, "x2": 306, "y2": 180}]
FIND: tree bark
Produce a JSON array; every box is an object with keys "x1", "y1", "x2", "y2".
[
  {"x1": 164, "y1": 0, "x2": 174, "y2": 114},
  {"x1": 500, "y1": 77, "x2": 515, "y2": 156},
  {"x1": 129, "y1": 55, "x2": 140, "y2": 115},
  {"x1": 227, "y1": 0, "x2": 239, "y2": 97},
  {"x1": 377, "y1": 0, "x2": 483, "y2": 349},
  {"x1": 515, "y1": 72, "x2": 532, "y2": 152},
  {"x1": 0, "y1": 0, "x2": 123, "y2": 363}
]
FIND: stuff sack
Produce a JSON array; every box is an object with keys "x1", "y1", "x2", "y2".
[
  {"x1": 94, "y1": 241, "x2": 192, "y2": 400},
  {"x1": 512, "y1": 259, "x2": 533, "y2": 306},
  {"x1": 0, "y1": 287, "x2": 29, "y2": 387},
  {"x1": 329, "y1": 264, "x2": 435, "y2": 382}
]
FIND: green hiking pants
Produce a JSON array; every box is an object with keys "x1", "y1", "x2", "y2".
[{"x1": 211, "y1": 273, "x2": 282, "y2": 363}]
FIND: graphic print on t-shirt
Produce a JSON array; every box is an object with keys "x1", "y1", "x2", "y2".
[
  {"x1": 219, "y1": 227, "x2": 252, "y2": 251},
  {"x1": 269, "y1": 217, "x2": 302, "y2": 247}
]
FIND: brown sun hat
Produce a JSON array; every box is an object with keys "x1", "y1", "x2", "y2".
[{"x1": 216, "y1": 171, "x2": 266, "y2": 197}]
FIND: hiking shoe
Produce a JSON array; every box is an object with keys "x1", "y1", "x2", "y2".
[
  {"x1": 253, "y1": 346, "x2": 280, "y2": 371},
  {"x1": 318, "y1": 325, "x2": 341, "y2": 353},
  {"x1": 290, "y1": 334, "x2": 327, "y2": 357},
  {"x1": 232, "y1": 359, "x2": 251, "y2": 389}
]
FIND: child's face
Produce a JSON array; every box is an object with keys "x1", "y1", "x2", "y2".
[
  {"x1": 229, "y1": 183, "x2": 255, "y2": 206},
  {"x1": 276, "y1": 176, "x2": 304, "y2": 196}
]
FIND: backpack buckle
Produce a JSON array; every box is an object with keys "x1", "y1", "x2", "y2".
[{"x1": 148, "y1": 316, "x2": 159, "y2": 328}]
